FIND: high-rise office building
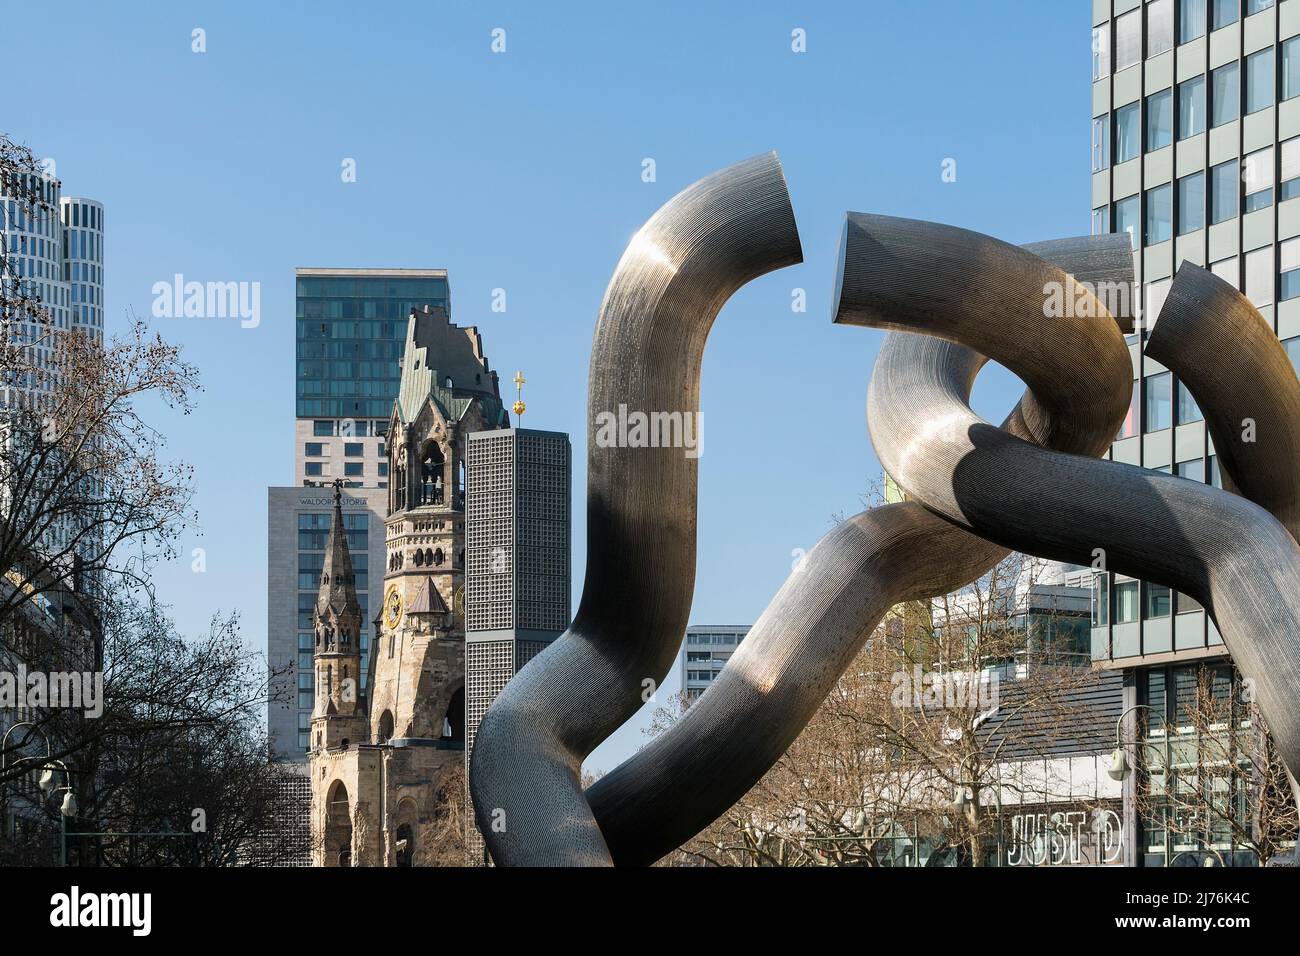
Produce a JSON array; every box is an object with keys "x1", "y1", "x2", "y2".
[
  {"x1": 268, "y1": 268, "x2": 450, "y2": 761},
  {"x1": 1088, "y1": 0, "x2": 1300, "y2": 865},
  {"x1": 464, "y1": 426, "x2": 571, "y2": 861},
  {"x1": 294, "y1": 268, "x2": 449, "y2": 488},
  {"x1": 680, "y1": 625, "x2": 751, "y2": 702},
  {"x1": 1, "y1": 175, "x2": 103, "y2": 400}
]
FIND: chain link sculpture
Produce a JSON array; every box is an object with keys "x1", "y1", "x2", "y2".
[{"x1": 469, "y1": 153, "x2": 1300, "y2": 866}]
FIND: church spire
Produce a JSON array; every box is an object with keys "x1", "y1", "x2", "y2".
[{"x1": 315, "y1": 479, "x2": 362, "y2": 654}]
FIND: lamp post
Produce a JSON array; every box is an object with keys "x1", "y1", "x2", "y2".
[
  {"x1": 948, "y1": 752, "x2": 1003, "y2": 866},
  {"x1": 0, "y1": 722, "x2": 75, "y2": 863},
  {"x1": 1107, "y1": 703, "x2": 1164, "y2": 781},
  {"x1": 37, "y1": 759, "x2": 76, "y2": 865}
]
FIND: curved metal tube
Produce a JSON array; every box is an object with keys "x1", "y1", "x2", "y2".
[
  {"x1": 586, "y1": 232, "x2": 1134, "y2": 865},
  {"x1": 1148, "y1": 262, "x2": 1300, "y2": 540},
  {"x1": 841, "y1": 213, "x2": 1300, "y2": 792},
  {"x1": 468, "y1": 153, "x2": 803, "y2": 866},
  {"x1": 1148, "y1": 262, "x2": 1300, "y2": 808}
]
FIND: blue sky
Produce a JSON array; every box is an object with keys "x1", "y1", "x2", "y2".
[{"x1": 4, "y1": 0, "x2": 1092, "y2": 771}]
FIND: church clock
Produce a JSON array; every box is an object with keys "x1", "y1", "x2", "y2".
[{"x1": 384, "y1": 585, "x2": 403, "y2": 629}]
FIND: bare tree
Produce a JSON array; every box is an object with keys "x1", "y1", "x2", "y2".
[
  {"x1": 1132, "y1": 663, "x2": 1297, "y2": 866},
  {"x1": 0, "y1": 131, "x2": 199, "y2": 791},
  {"x1": 652, "y1": 553, "x2": 1113, "y2": 867}
]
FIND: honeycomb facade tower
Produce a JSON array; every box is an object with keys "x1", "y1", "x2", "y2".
[{"x1": 310, "y1": 305, "x2": 508, "y2": 866}]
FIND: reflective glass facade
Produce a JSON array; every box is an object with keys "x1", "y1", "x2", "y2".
[{"x1": 295, "y1": 271, "x2": 450, "y2": 419}]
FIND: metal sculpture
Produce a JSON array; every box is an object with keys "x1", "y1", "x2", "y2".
[{"x1": 469, "y1": 156, "x2": 1300, "y2": 866}]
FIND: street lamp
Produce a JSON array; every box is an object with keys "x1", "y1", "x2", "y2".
[
  {"x1": 1108, "y1": 704, "x2": 1161, "y2": 781},
  {"x1": 0, "y1": 722, "x2": 76, "y2": 863}
]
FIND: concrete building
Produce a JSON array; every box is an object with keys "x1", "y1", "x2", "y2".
[
  {"x1": 680, "y1": 625, "x2": 750, "y2": 703},
  {"x1": 464, "y1": 426, "x2": 572, "y2": 862},
  {"x1": 1089, "y1": 0, "x2": 1300, "y2": 865}
]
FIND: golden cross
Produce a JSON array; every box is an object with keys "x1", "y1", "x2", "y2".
[{"x1": 513, "y1": 370, "x2": 526, "y2": 392}]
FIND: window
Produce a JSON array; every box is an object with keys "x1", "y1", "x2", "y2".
[
  {"x1": 1175, "y1": 591, "x2": 1204, "y2": 614},
  {"x1": 1281, "y1": 239, "x2": 1300, "y2": 300},
  {"x1": 1211, "y1": 62, "x2": 1238, "y2": 127},
  {"x1": 306, "y1": 462, "x2": 323, "y2": 476},
  {"x1": 1149, "y1": 0, "x2": 1174, "y2": 57},
  {"x1": 378, "y1": 462, "x2": 389, "y2": 477},
  {"x1": 1246, "y1": 48, "x2": 1274, "y2": 114},
  {"x1": 1285, "y1": 336, "x2": 1300, "y2": 376},
  {"x1": 1211, "y1": 0, "x2": 1239, "y2": 29},
  {"x1": 1147, "y1": 90, "x2": 1173, "y2": 151},
  {"x1": 1244, "y1": 148, "x2": 1274, "y2": 212},
  {"x1": 1146, "y1": 372, "x2": 1172, "y2": 431},
  {"x1": 1093, "y1": 25, "x2": 1111, "y2": 80},
  {"x1": 1178, "y1": 76, "x2": 1205, "y2": 139},
  {"x1": 313, "y1": 420, "x2": 333, "y2": 437},
  {"x1": 1286, "y1": 38, "x2": 1300, "y2": 100},
  {"x1": 1210, "y1": 255, "x2": 1238, "y2": 287},
  {"x1": 1246, "y1": 0, "x2": 1274, "y2": 13},
  {"x1": 1116, "y1": 10, "x2": 1141, "y2": 71},
  {"x1": 344, "y1": 462, "x2": 364, "y2": 477},
  {"x1": 1115, "y1": 194, "x2": 1140, "y2": 249},
  {"x1": 1146, "y1": 184, "x2": 1173, "y2": 244},
  {"x1": 305, "y1": 442, "x2": 323, "y2": 457},
  {"x1": 1115, "y1": 581, "x2": 1140, "y2": 623},
  {"x1": 1177, "y1": 172, "x2": 1205, "y2": 234},
  {"x1": 1092, "y1": 116, "x2": 1110, "y2": 171},
  {"x1": 1147, "y1": 584, "x2": 1172, "y2": 618},
  {"x1": 1116, "y1": 103, "x2": 1141, "y2": 163},
  {"x1": 1091, "y1": 573, "x2": 1110, "y2": 627},
  {"x1": 1283, "y1": 138, "x2": 1300, "y2": 200},
  {"x1": 1092, "y1": 206, "x2": 1110, "y2": 235},
  {"x1": 344, "y1": 442, "x2": 363, "y2": 457},
  {"x1": 1176, "y1": 458, "x2": 1206, "y2": 482},
  {"x1": 1210, "y1": 161, "x2": 1238, "y2": 223},
  {"x1": 1179, "y1": 0, "x2": 1207, "y2": 42},
  {"x1": 1177, "y1": 379, "x2": 1203, "y2": 423},
  {"x1": 1119, "y1": 380, "x2": 1140, "y2": 439},
  {"x1": 1209, "y1": 455, "x2": 1223, "y2": 488},
  {"x1": 1245, "y1": 246, "x2": 1274, "y2": 306}
]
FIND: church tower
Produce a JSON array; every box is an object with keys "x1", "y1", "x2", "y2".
[{"x1": 311, "y1": 480, "x2": 367, "y2": 751}]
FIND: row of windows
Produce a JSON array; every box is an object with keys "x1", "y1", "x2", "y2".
[
  {"x1": 310, "y1": 419, "x2": 388, "y2": 437},
  {"x1": 1092, "y1": 47, "x2": 1299, "y2": 175},
  {"x1": 64, "y1": 201, "x2": 101, "y2": 231},
  {"x1": 305, "y1": 461, "x2": 383, "y2": 478},
  {"x1": 304, "y1": 441, "x2": 384, "y2": 458},
  {"x1": 1093, "y1": 0, "x2": 1277, "y2": 81},
  {"x1": 298, "y1": 398, "x2": 396, "y2": 419},
  {"x1": 296, "y1": 277, "x2": 447, "y2": 299},
  {"x1": 1093, "y1": 575, "x2": 1205, "y2": 627},
  {"x1": 685, "y1": 631, "x2": 747, "y2": 645},
  {"x1": 1096, "y1": 141, "x2": 1300, "y2": 249},
  {"x1": 1119, "y1": 339, "x2": 1299, "y2": 438}
]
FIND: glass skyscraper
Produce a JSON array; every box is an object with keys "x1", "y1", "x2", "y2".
[{"x1": 293, "y1": 268, "x2": 449, "y2": 488}]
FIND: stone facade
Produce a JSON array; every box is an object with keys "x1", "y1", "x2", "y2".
[{"x1": 309, "y1": 305, "x2": 507, "y2": 866}]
